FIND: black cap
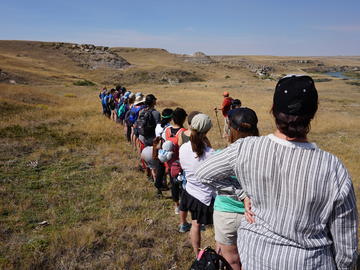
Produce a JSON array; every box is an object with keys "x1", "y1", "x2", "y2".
[
  {"x1": 145, "y1": 94, "x2": 157, "y2": 105},
  {"x1": 274, "y1": 75, "x2": 318, "y2": 116},
  {"x1": 228, "y1": 107, "x2": 258, "y2": 132}
]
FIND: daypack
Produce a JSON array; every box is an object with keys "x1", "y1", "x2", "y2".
[
  {"x1": 108, "y1": 94, "x2": 115, "y2": 110},
  {"x1": 165, "y1": 127, "x2": 186, "y2": 147},
  {"x1": 164, "y1": 127, "x2": 186, "y2": 173},
  {"x1": 101, "y1": 95, "x2": 108, "y2": 106},
  {"x1": 189, "y1": 247, "x2": 232, "y2": 270},
  {"x1": 136, "y1": 109, "x2": 157, "y2": 137},
  {"x1": 127, "y1": 105, "x2": 144, "y2": 125},
  {"x1": 117, "y1": 103, "x2": 128, "y2": 119}
]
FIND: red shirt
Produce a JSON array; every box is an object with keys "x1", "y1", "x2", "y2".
[{"x1": 222, "y1": 97, "x2": 233, "y2": 117}]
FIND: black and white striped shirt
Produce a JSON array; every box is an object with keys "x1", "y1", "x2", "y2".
[{"x1": 196, "y1": 134, "x2": 358, "y2": 269}]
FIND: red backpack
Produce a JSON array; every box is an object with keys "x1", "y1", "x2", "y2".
[{"x1": 164, "y1": 127, "x2": 186, "y2": 177}]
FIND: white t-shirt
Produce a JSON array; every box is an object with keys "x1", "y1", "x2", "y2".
[
  {"x1": 155, "y1": 123, "x2": 171, "y2": 140},
  {"x1": 179, "y1": 141, "x2": 215, "y2": 206}
]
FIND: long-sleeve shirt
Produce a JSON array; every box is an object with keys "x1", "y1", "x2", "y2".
[{"x1": 196, "y1": 134, "x2": 358, "y2": 269}]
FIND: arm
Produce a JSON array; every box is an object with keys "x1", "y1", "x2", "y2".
[
  {"x1": 196, "y1": 143, "x2": 240, "y2": 192},
  {"x1": 329, "y1": 163, "x2": 358, "y2": 269}
]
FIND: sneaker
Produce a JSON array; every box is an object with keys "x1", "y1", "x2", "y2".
[
  {"x1": 174, "y1": 206, "x2": 180, "y2": 215},
  {"x1": 179, "y1": 222, "x2": 191, "y2": 233}
]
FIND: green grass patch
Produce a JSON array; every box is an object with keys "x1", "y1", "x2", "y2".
[{"x1": 73, "y1": 79, "x2": 95, "y2": 86}]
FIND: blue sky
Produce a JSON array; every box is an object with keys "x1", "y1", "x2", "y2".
[{"x1": 1, "y1": 0, "x2": 360, "y2": 56}]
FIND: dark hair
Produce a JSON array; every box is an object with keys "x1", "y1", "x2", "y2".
[
  {"x1": 230, "y1": 99, "x2": 241, "y2": 110},
  {"x1": 272, "y1": 106, "x2": 315, "y2": 138},
  {"x1": 229, "y1": 108, "x2": 259, "y2": 137},
  {"x1": 145, "y1": 94, "x2": 157, "y2": 106},
  {"x1": 160, "y1": 108, "x2": 173, "y2": 128},
  {"x1": 190, "y1": 130, "x2": 211, "y2": 158},
  {"x1": 172, "y1": 107, "x2": 187, "y2": 127},
  {"x1": 187, "y1": 111, "x2": 201, "y2": 125}
]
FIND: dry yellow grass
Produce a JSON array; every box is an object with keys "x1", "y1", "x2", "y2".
[{"x1": 0, "y1": 40, "x2": 359, "y2": 269}]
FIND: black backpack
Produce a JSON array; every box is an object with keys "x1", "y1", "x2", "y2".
[
  {"x1": 190, "y1": 247, "x2": 232, "y2": 270},
  {"x1": 136, "y1": 108, "x2": 157, "y2": 137}
]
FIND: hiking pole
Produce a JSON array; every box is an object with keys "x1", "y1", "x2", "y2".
[{"x1": 214, "y1": 109, "x2": 222, "y2": 138}]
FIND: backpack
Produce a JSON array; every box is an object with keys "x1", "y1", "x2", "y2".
[
  {"x1": 101, "y1": 95, "x2": 108, "y2": 106},
  {"x1": 136, "y1": 108, "x2": 157, "y2": 137},
  {"x1": 164, "y1": 127, "x2": 186, "y2": 172},
  {"x1": 189, "y1": 247, "x2": 232, "y2": 270},
  {"x1": 127, "y1": 105, "x2": 144, "y2": 125},
  {"x1": 117, "y1": 103, "x2": 128, "y2": 119},
  {"x1": 108, "y1": 94, "x2": 115, "y2": 110}
]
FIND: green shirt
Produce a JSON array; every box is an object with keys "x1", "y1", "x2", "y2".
[{"x1": 214, "y1": 195, "x2": 245, "y2": 213}]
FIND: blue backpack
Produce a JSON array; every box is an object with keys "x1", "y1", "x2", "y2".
[
  {"x1": 101, "y1": 95, "x2": 108, "y2": 106},
  {"x1": 127, "y1": 105, "x2": 144, "y2": 125}
]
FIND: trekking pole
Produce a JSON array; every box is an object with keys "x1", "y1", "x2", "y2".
[{"x1": 214, "y1": 109, "x2": 222, "y2": 138}]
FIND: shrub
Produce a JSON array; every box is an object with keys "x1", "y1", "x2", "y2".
[
  {"x1": 314, "y1": 78, "x2": 332, "y2": 83},
  {"x1": 73, "y1": 80, "x2": 95, "y2": 86},
  {"x1": 64, "y1": 93, "x2": 77, "y2": 98},
  {"x1": 346, "y1": 81, "x2": 360, "y2": 87}
]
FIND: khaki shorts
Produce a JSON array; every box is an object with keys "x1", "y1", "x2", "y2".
[{"x1": 213, "y1": 210, "x2": 244, "y2": 246}]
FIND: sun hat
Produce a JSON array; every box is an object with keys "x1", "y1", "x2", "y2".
[
  {"x1": 134, "y1": 94, "x2": 145, "y2": 105},
  {"x1": 191, "y1": 113, "x2": 212, "y2": 133},
  {"x1": 228, "y1": 107, "x2": 258, "y2": 132},
  {"x1": 223, "y1": 91, "x2": 230, "y2": 97},
  {"x1": 273, "y1": 74, "x2": 318, "y2": 116},
  {"x1": 124, "y1": 91, "x2": 131, "y2": 99}
]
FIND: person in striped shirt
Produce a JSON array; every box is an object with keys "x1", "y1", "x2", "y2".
[{"x1": 196, "y1": 75, "x2": 358, "y2": 269}]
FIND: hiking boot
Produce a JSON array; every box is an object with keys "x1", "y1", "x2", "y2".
[{"x1": 179, "y1": 222, "x2": 191, "y2": 233}]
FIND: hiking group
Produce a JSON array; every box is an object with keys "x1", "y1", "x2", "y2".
[{"x1": 98, "y1": 75, "x2": 358, "y2": 270}]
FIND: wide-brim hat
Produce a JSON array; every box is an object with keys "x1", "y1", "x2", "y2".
[{"x1": 134, "y1": 95, "x2": 145, "y2": 105}]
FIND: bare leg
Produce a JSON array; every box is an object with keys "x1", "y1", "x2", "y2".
[
  {"x1": 179, "y1": 210, "x2": 187, "y2": 224},
  {"x1": 190, "y1": 220, "x2": 201, "y2": 256},
  {"x1": 218, "y1": 243, "x2": 241, "y2": 270}
]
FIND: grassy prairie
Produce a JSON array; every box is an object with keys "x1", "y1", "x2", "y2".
[{"x1": 0, "y1": 41, "x2": 359, "y2": 269}]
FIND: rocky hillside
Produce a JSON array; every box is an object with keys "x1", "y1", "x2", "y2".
[{"x1": 45, "y1": 42, "x2": 130, "y2": 70}]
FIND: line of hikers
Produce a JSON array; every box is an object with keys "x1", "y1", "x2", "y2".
[{"x1": 98, "y1": 76, "x2": 358, "y2": 270}]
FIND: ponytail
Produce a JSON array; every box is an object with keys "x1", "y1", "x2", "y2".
[{"x1": 190, "y1": 130, "x2": 210, "y2": 158}]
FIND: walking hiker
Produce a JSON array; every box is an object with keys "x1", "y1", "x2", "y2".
[
  {"x1": 164, "y1": 108, "x2": 188, "y2": 215},
  {"x1": 124, "y1": 93, "x2": 136, "y2": 142},
  {"x1": 101, "y1": 90, "x2": 111, "y2": 118},
  {"x1": 214, "y1": 91, "x2": 233, "y2": 137},
  {"x1": 196, "y1": 75, "x2": 358, "y2": 269},
  {"x1": 155, "y1": 108, "x2": 173, "y2": 138},
  {"x1": 108, "y1": 88, "x2": 117, "y2": 121},
  {"x1": 204, "y1": 107, "x2": 259, "y2": 270},
  {"x1": 137, "y1": 94, "x2": 161, "y2": 147},
  {"x1": 179, "y1": 113, "x2": 215, "y2": 256},
  {"x1": 129, "y1": 93, "x2": 146, "y2": 149}
]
